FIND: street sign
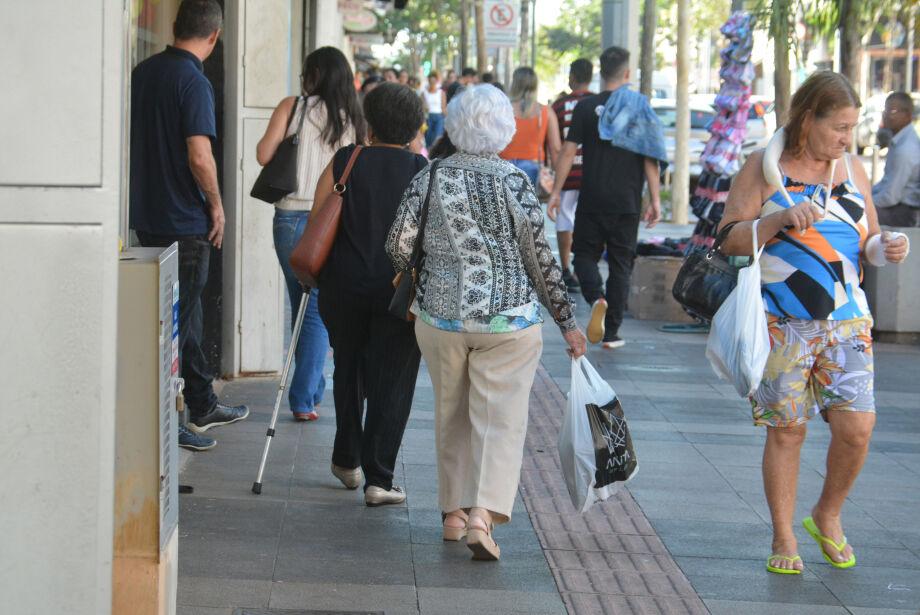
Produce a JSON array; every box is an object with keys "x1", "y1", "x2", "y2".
[{"x1": 483, "y1": 0, "x2": 520, "y2": 48}]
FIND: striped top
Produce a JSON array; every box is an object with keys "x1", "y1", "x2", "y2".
[
  {"x1": 759, "y1": 155, "x2": 870, "y2": 320},
  {"x1": 552, "y1": 90, "x2": 593, "y2": 191},
  {"x1": 277, "y1": 96, "x2": 355, "y2": 211}
]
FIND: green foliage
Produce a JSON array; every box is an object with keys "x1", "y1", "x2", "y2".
[
  {"x1": 378, "y1": 0, "x2": 462, "y2": 72},
  {"x1": 534, "y1": 0, "x2": 601, "y2": 85},
  {"x1": 655, "y1": 0, "x2": 729, "y2": 48}
]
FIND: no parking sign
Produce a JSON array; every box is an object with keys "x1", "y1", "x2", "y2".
[{"x1": 483, "y1": 0, "x2": 520, "y2": 47}]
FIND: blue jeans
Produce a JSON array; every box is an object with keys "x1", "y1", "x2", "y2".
[
  {"x1": 426, "y1": 112, "x2": 445, "y2": 148},
  {"x1": 136, "y1": 232, "x2": 218, "y2": 420},
  {"x1": 273, "y1": 209, "x2": 328, "y2": 414},
  {"x1": 508, "y1": 159, "x2": 539, "y2": 187}
]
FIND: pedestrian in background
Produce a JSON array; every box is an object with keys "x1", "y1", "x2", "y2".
[
  {"x1": 499, "y1": 67, "x2": 562, "y2": 188},
  {"x1": 442, "y1": 69, "x2": 457, "y2": 91},
  {"x1": 549, "y1": 58, "x2": 595, "y2": 292},
  {"x1": 382, "y1": 67, "x2": 399, "y2": 83},
  {"x1": 398, "y1": 68, "x2": 410, "y2": 85},
  {"x1": 314, "y1": 83, "x2": 428, "y2": 506},
  {"x1": 873, "y1": 91, "x2": 920, "y2": 227},
  {"x1": 480, "y1": 71, "x2": 505, "y2": 93},
  {"x1": 423, "y1": 71, "x2": 446, "y2": 149},
  {"x1": 718, "y1": 71, "x2": 910, "y2": 575},
  {"x1": 459, "y1": 67, "x2": 479, "y2": 86},
  {"x1": 549, "y1": 47, "x2": 663, "y2": 350},
  {"x1": 256, "y1": 46, "x2": 366, "y2": 422},
  {"x1": 130, "y1": 0, "x2": 248, "y2": 451},
  {"x1": 387, "y1": 85, "x2": 587, "y2": 560}
]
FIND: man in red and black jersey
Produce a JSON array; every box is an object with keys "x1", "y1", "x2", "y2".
[{"x1": 549, "y1": 59, "x2": 594, "y2": 291}]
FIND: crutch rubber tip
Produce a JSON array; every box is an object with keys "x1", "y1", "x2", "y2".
[{"x1": 252, "y1": 482, "x2": 262, "y2": 495}]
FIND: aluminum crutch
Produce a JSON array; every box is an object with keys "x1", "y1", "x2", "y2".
[{"x1": 252, "y1": 287, "x2": 310, "y2": 495}]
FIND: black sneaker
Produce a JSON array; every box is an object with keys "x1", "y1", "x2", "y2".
[
  {"x1": 178, "y1": 424, "x2": 216, "y2": 451},
  {"x1": 562, "y1": 268, "x2": 580, "y2": 291},
  {"x1": 189, "y1": 403, "x2": 250, "y2": 433},
  {"x1": 601, "y1": 335, "x2": 625, "y2": 350}
]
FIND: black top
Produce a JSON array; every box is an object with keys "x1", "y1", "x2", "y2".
[
  {"x1": 322, "y1": 144, "x2": 428, "y2": 296},
  {"x1": 130, "y1": 46, "x2": 216, "y2": 236},
  {"x1": 566, "y1": 90, "x2": 646, "y2": 216}
]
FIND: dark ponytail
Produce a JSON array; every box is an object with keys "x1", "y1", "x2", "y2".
[{"x1": 301, "y1": 47, "x2": 367, "y2": 147}]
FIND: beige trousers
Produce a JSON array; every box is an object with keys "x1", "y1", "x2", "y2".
[{"x1": 415, "y1": 319, "x2": 543, "y2": 524}]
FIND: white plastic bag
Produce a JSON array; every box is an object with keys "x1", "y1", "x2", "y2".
[
  {"x1": 705, "y1": 218, "x2": 770, "y2": 397},
  {"x1": 558, "y1": 357, "x2": 638, "y2": 513}
]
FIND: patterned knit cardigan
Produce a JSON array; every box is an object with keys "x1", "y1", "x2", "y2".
[{"x1": 386, "y1": 152, "x2": 577, "y2": 333}]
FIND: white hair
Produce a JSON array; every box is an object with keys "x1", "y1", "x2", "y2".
[{"x1": 444, "y1": 85, "x2": 516, "y2": 155}]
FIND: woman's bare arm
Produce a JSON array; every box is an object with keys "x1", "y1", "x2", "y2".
[
  {"x1": 310, "y1": 160, "x2": 334, "y2": 216},
  {"x1": 719, "y1": 151, "x2": 801, "y2": 256},
  {"x1": 256, "y1": 96, "x2": 297, "y2": 166}
]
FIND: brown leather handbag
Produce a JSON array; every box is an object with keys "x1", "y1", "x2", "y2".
[{"x1": 289, "y1": 145, "x2": 363, "y2": 287}]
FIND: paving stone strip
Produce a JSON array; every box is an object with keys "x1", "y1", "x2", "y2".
[{"x1": 522, "y1": 365, "x2": 709, "y2": 615}]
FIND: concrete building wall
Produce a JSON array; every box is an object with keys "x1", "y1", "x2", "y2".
[{"x1": 0, "y1": 1, "x2": 125, "y2": 613}]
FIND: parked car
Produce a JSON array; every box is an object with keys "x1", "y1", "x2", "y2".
[
  {"x1": 855, "y1": 94, "x2": 888, "y2": 152},
  {"x1": 651, "y1": 98, "x2": 713, "y2": 182},
  {"x1": 742, "y1": 97, "x2": 776, "y2": 155},
  {"x1": 651, "y1": 97, "x2": 776, "y2": 182}
]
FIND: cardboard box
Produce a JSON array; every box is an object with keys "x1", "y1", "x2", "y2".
[{"x1": 628, "y1": 255, "x2": 695, "y2": 323}]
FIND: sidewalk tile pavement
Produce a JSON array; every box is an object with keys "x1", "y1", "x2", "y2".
[{"x1": 176, "y1": 222, "x2": 920, "y2": 614}]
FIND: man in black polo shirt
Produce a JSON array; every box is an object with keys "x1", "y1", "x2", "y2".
[
  {"x1": 130, "y1": 0, "x2": 248, "y2": 451},
  {"x1": 548, "y1": 46, "x2": 662, "y2": 350}
]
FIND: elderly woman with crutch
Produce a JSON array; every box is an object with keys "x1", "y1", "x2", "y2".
[
  {"x1": 387, "y1": 85, "x2": 587, "y2": 561},
  {"x1": 717, "y1": 71, "x2": 910, "y2": 574}
]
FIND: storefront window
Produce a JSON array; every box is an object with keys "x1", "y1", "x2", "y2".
[{"x1": 130, "y1": 0, "x2": 182, "y2": 68}]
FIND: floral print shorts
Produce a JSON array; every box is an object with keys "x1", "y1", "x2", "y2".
[{"x1": 751, "y1": 315, "x2": 875, "y2": 428}]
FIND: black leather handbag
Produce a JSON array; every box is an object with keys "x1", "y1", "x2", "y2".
[
  {"x1": 250, "y1": 97, "x2": 305, "y2": 204},
  {"x1": 672, "y1": 222, "x2": 745, "y2": 322},
  {"x1": 389, "y1": 161, "x2": 440, "y2": 321}
]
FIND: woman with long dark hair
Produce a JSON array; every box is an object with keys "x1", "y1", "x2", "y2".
[{"x1": 256, "y1": 46, "x2": 367, "y2": 422}]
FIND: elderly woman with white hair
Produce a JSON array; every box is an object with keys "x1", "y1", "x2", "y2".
[{"x1": 386, "y1": 85, "x2": 588, "y2": 561}]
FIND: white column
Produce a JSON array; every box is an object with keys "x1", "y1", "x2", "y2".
[
  {"x1": 0, "y1": 1, "x2": 125, "y2": 613},
  {"x1": 222, "y1": 0, "x2": 292, "y2": 376},
  {"x1": 222, "y1": 0, "x2": 346, "y2": 376}
]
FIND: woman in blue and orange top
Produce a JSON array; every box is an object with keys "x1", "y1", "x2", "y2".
[{"x1": 719, "y1": 72, "x2": 910, "y2": 575}]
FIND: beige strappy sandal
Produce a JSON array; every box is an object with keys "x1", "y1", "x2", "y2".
[
  {"x1": 442, "y1": 510, "x2": 469, "y2": 542},
  {"x1": 466, "y1": 516, "x2": 500, "y2": 561}
]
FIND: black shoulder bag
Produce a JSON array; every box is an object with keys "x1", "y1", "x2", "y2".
[
  {"x1": 250, "y1": 96, "x2": 306, "y2": 204},
  {"x1": 671, "y1": 221, "x2": 745, "y2": 323},
  {"x1": 388, "y1": 160, "x2": 441, "y2": 321}
]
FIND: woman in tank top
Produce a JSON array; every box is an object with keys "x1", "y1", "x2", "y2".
[
  {"x1": 499, "y1": 67, "x2": 562, "y2": 187},
  {"x1": 423, "y1": 71, "x2": 446, "y2": 149},
  {"x1": 256, "y1": 47, "x2": 367, "y2": 422},
  {"x1": 718, "y1": 72, "x2": 910, "y2": 576}
]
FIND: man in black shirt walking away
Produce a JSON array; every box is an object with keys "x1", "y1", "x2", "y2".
[
  {"x1": 130, "y1": 0, "x2": 248, "y2": 450},
  {"x1": 548, "y1": 47, "x2": 663, "y2": 349}
]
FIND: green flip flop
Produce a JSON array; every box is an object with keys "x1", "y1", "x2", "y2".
[
  {"x1": 803, "y1": 516, "x2": 856, "y2": 569},
  {"x1": 766, "y1": 554, "x2": 802, "y2": 575}
]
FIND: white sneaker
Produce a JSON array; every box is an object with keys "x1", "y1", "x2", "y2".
[
  {"x1": 331, "y1": 463, "x2": 362, "y2": 490},
  {"x1": 365, "y1": 485, "x2": 406, "y2": 507},
  {"x1": 601, "y1": 335, "x2": 625, "y2": 349}
]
